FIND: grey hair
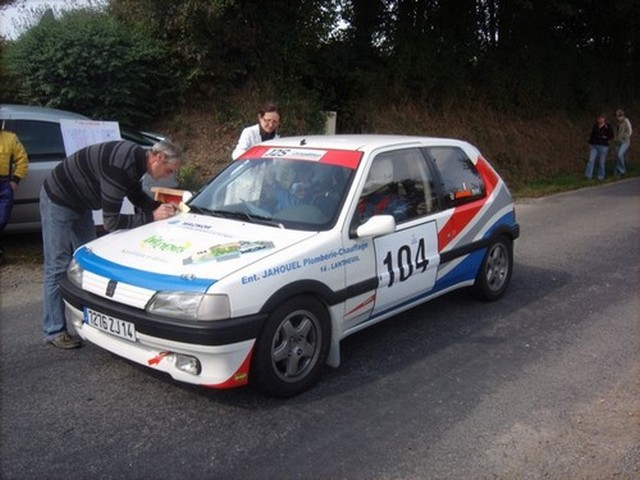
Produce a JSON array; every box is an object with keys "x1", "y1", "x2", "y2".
[{"x1": 151, "y1": 140, "x2": 183, "y2": 163}]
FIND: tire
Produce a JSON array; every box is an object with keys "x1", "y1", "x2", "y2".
[
  {"x1": 472, "y1": 236, "x2": 513, "y2": 301},
  {"x1": 251, "y1": 296, "x2": 330, "y2": 397}
]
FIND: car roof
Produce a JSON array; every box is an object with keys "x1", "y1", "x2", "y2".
[
  {"x1": 0, "y1": 104, "x2": 89, "y2": 121},
  {"x1": 259, "y1": 134, "x2": 472, "y2": 153}
]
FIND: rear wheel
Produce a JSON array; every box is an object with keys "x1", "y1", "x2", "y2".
[
  {"x1": 251, "y1": 296, "x2": 330, "y2": 397},
  {"x1": 472, "y1": 236, "x2": 513, "y2": 301}
]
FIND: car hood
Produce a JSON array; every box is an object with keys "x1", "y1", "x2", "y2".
[{"x1": 80, "y1": 213, "x2": 316, "y2": 281}]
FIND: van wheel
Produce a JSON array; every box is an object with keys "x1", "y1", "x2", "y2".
[
  {"x1": 251, "y1": 296, "x2": 330, "y2": 397},
  {"x1": 472, "y1": 236, "x2": 513, "y2": 301}
]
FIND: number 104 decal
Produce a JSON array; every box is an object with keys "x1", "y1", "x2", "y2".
[{"x1": 373, "y1": 222, "x2": 440, "y2": 314}]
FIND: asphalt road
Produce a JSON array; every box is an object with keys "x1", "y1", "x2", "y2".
[{"x1": 1, "y1": 178, "x2": 639, "y2": 480}]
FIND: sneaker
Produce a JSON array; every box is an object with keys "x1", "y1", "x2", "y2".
[{"x1": 48, "y1": 332, "x2": 82, "y2": 349}]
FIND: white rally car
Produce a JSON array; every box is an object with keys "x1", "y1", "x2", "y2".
[{"x1": 61, "y1": 135, "x2": 520, "y2": 397}]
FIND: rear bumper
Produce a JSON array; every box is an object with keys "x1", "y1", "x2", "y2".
[{"x1": 64, "y1": 298, "x2": 255, "y2": 388}]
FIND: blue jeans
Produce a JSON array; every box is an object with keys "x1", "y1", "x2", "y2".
[
  {"x1": 0, "y1": 178, "x2": 14, "y2": 234},
  {"x1": 585, "y1": 145, "x2": 608, "y2": 180},
  {"x1": 615, "y1": 141, "x2": 630, "y2": 175},
  {"x1": 40, "y1": 188, "x2": 96, "y2": 340}
]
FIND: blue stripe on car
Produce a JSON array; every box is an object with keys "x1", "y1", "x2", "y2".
[{"x1": 75, "y1": 246, "x2": 216, "y2": 293}]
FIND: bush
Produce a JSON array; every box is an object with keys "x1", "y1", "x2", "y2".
[
  {"x1": 6, "y1": 9, "x2": 183, "y2": 127},
  {"x1": 0, "y1": 38, "x2": 20, "y2": 102}
]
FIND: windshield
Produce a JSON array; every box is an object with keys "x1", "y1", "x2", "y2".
[{"x1": 188, "y1": 157, "x2": 355, "y2": 231}]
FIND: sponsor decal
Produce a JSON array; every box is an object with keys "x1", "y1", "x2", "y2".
[
  {"x1": 243, "y1": 145, "x2": 363, "y2": 169},
  {"x1": 141, "y1": 234, "x2": 192, "y2": 254},
  {"x1": 263, "y1": 147, "x2": 327, "y2": 161},
  {"x1": 208, "y1": 349, "x2": 253, "y2": 389},
  {"x1": 183, "y1": 240, "x2": 275, "y2": 265},
  {"x1": 241, "y1": 242, "x2": 370, "y2": 285}
]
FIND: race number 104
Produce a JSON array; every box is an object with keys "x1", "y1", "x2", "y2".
[{"x1": 382, "y1": 237, "x2": 429, "y2": 287}]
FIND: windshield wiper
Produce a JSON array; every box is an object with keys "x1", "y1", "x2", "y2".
[
  {"x1": 189, "y1": 205, "x2": 284, "y2": 228},
  {"x1": 248, "y1": 215, "x2": 285, "y2": 228},
  {"x1": 186, "y1": 205, "x2": 214, "y2": 215},
  {"x1": 210, "y1": 209, "x2": 284, "y2": 228}
]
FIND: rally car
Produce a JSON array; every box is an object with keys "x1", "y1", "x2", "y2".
[{"x1": 61, "y1": 135, "x2": 520, "y2": 397}]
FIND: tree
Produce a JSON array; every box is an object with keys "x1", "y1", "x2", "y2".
[{"x1": 6, "y1": 8, "x2": 181, "y2": 126}]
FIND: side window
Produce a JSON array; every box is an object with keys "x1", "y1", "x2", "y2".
[
  {"x1": 3, "y1": 120, "x2": 66, "y2": 161},
  {"x1": 355, "y1": 148, "x2": 438, "y2": 225},
  {"x1": 426, "y1": 146, "x2": 485, "y2": 207},
  {"x1": 391, "y1": 149, "x2": 439, "y2": 216}
]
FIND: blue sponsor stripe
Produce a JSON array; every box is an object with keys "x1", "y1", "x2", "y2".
[
  {"x1": 75, "y1": 247, "x2": 216, "y2": 293},
  {"x1": 435, "y1": 249, "x2": 484, "y2": 292}
]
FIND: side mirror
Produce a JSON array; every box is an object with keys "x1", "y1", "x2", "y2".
[{"x1": 353, "y1": 215, "x2": 396, "y2": 238}]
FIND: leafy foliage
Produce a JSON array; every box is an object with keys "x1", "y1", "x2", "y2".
[
  {"x1": 3, "y1": 0, "x2": 639, "y2": 132},
  {"x1": 6, "y1": 8, "x2": 182, "y2": 126},
  {"x1": 0, "y1": 38, "x2": 19, "y2": 101}
]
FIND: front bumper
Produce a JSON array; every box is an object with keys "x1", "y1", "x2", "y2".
[
  {"x1": 61, "y1": 276, "x2": 267, "y2": 388},
  {"x1": 65, "y1": 300, "x2": 255, "y2": 387},
  {"x1": 61, "y1": 276, "x2": 267, "y2": 345}
]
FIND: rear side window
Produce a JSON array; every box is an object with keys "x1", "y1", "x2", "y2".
[
  {"x1": 425, "y1": 146, "x2": 485, "y2": 207},
  {"x1": 3, "y1": 120, "x2": 66, "y2": 161}
]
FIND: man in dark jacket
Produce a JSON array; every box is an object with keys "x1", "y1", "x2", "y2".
[
  {"x1": 41, "y1": 139, "x2": 182, "y2": 349},
  {"x1": 585, "y1": 113, "x2": 614, "y2": 181}
]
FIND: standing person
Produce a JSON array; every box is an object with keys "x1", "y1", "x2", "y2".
[
  {"x1": 614, "y1": 109, "x2": 632, "y2": 177},
  {"x1": 0, "y1": 125, "x2": 29, "y2": 265},
  {"x1": 41, "y1": 139, "x2": 182, "y2": 349},
  {"x1": 585, "y1": 113, "x2": 614, "y2": 181},
  {"x1": 231, "y1": 102, "x2": 280, "y2": 160}
]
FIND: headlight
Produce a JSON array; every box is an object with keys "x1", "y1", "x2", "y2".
[
  {"x1": 147, "y1": 292, "x2": 230, "y2": 321},
  {"x1": 67, "y1": 259, "x2": 84, "y2": 287}
]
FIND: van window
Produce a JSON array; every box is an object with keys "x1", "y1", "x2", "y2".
[{"x1": 3, "y1": 120, "x2": 66, "y2": 161}]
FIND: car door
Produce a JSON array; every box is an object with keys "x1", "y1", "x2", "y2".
[{"x1": 354, "y1": 148, "x2": 442, "y2": 316}]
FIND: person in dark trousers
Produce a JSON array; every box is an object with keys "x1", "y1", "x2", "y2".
[
  {"x1": 0, "y1": 125, "x2": 29, "y2": 264},
  {"x1": 585, "y1": 113, "x2": 614, "y2": 181},
  {"x1": 41, "y1": 139, "x2": 182, "y2": 349}
]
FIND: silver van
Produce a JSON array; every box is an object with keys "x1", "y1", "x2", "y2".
[{"x1": 0, "y1": 104, "x2": 175, "y2": 233}]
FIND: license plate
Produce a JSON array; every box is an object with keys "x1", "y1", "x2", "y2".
[{"x1": 84, "y1": 308, "x2": 136, "y2": 342}]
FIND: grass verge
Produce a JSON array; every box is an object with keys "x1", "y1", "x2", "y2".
[{"x1": 513, "y1": 163, "x2": 638, "y2": 198}]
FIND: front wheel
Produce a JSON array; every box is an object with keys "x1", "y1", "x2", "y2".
[
  {"x1": 251, "y1": 296, "x2": 330, "y2": 397},
  {"x1": 472, "y1": 236, "x2": 513, "y2": 301}
]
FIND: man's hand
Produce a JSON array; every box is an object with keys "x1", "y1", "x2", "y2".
[{"x1": 153, "y1": 203, "x2": 177, "y2": 221}]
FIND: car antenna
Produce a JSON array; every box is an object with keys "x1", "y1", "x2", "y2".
[{"x1": 300, "y1": 138, "x2": 307, "y2": 146}]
